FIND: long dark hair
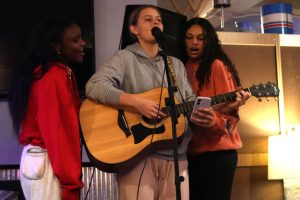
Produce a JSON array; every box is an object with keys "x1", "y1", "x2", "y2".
[
  {"x1": 183, "y1": 17, "x2": 241, "y2": 90},
  {"x1": 8, "y1": 15, "x2": 76, "y2": 134}
]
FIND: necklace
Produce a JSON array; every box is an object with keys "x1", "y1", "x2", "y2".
[
  {"x1": 187, "y1": 62, "x2": 199, "y2": 77},
  {"x1": 192, "y1": 66, "x2": 199, "y2": 76},
  {"x1": 65, "y1": 66, "x2": 72, "y2": 79}
]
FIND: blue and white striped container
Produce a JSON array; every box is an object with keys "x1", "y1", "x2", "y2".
[{"x1": 261, "y1": 3, "x2": 293, "y2": 34}]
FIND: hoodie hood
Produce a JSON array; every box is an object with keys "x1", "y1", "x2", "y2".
[{"x1": 125, "y1": 43, "x2": 161, "y2": 61}]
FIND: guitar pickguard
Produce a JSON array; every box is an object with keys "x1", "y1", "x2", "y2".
[
  {"x1": 131, "y1": 123, "x2": 165, "y2": 144},
  {"x1": 118, "y1": 110, "x2": 165, "y2": 143}
]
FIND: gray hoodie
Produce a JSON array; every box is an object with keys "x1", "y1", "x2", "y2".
[{"x1": 85, "y1": 43, "x2": 195, "y2": 160}]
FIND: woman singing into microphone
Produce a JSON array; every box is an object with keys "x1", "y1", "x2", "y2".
[{"x1": 85, "y1": 5, "x2": 201, "y2": 200}]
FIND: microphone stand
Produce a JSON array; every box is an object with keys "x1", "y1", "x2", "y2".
[{"x1": 158, "y1": 43, "x2": 183, "y2": 200}]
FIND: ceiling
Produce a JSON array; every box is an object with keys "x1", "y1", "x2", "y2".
[{"x1": 159, "y1": 0, "x2": 300, "y2": 32}]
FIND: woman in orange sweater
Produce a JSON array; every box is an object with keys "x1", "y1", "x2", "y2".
[{"x1": 183, "y1": 17, "x2": 251, "y2": 200}]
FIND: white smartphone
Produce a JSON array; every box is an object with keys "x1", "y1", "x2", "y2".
[{"x1": 192, "y1": 96, "x2": 212, "y2": 111}]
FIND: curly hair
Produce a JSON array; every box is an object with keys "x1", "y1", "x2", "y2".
[{"x1": 183, "y1": 17, "x2": 241, "y2": 90}]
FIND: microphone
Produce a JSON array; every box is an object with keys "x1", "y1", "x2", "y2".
[{"x1": 151, "y1": 27, "x2": 165, "y2": 47}]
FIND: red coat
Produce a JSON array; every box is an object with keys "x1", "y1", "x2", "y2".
[{"x1": 20, "y1": 62, "x2": 83, "y2": 200}]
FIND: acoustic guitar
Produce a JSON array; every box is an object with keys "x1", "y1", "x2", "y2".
[{"x1": 80, "y1": 82, "x2": 279, "y2": 173}]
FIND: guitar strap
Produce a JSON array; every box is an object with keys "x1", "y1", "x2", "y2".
[{"x1": 167, "y1": 57, "x2": 186, "y2": 103}]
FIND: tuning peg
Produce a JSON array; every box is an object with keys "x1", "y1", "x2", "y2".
[
  {"x1": 266, "y1": 97, "x2": 269, "y2": 101},
  {"x1": 258, "y1": 97, "x2": 262, "y2": 102},
  {"x1": 274, "y1": 97, "x2": 278, "y2": 101}
]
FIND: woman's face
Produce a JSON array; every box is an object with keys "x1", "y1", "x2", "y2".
[
  {"x1": 185, "y1": 24, "x2": 205, "y2": 61},
  {"x1": 130, "y1": 7, "x2": 163, "y2": 44},
  {"x1": 59, "y1": 24, "x2": 86, "y2": 64}
]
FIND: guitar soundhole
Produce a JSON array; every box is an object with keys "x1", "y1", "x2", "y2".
[{"x1": 142, "y1": 116, "x2": 162, "y2": 125}]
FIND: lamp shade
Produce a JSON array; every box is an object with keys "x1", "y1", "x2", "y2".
[{"x1": 268, "y1": 135, "x2": 300, "y2": 179}]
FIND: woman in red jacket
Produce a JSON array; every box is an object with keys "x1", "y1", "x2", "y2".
[
  {"x1": 9, "y1": 15, "x2": 85, "y2": 200},
  {"x1": 183, "y1": 17, "x2": 251, "y2": 200}
]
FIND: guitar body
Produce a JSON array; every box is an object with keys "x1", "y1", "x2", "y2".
[
  {"x1": 80, "y1": 88, "x2": 186, "y2": 173},
  {"x1": 80, "y1": 82, "x2": 279, "y2": 173}
]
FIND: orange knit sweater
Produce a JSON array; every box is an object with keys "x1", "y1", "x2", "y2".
[{"x1": 186, "y1": 59, "x2": 242, "y2": 155}]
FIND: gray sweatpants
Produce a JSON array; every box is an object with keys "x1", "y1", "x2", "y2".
[{"x1": 117, "y1": 157, "x2": 189, "y2": 200}]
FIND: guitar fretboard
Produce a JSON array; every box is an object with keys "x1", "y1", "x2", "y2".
[{"x1": 161, "y1": 88, "x2": 251, "y2": 117}]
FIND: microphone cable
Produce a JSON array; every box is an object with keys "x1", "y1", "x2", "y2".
[
  {"x1": 135, "y1": 61, "x2": 167, "y2": 200},
  {"x1": 84, "y1": 167, "x2": 96, "y2": 200},
  {"x1": 80, "y1": 127, "x2": 96, "y2": 200}
]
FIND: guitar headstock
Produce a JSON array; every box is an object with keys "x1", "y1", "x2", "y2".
[{"x1": 249, "y1": 82, "x2": 280, "y2": 101}]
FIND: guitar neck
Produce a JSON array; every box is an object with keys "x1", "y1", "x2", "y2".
[
  {"x1": 210, "y1": 88, "x2": 250, "y2": 105},
  {"x1": 161, "y1": 88, "x2": 251, "y2": 116}
]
